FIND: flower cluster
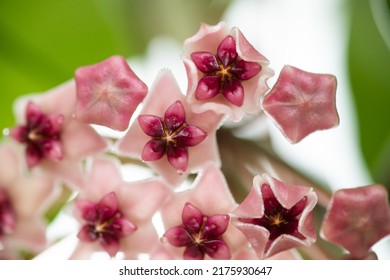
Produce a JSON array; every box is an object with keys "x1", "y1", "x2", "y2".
[{"x1": 1, "y1": 22, "x2": 389, "y2": 260}]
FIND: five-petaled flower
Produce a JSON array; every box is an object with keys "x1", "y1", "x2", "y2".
[
  {"x1": 75, "y1": 55, "x2": 148, "y2": 131},
  {"x1": 163, "y1": 202, "x2": 231, "y2": 260},
  {"x1": 232, "y1": 174, "x2": 317, "y2": 259},
  {"x1": 183, "y1": 22, "x2": 274, "y2": 121},
  {"x1": 10, "y1": 101, "x2": 64, "y2": 168},
  {"x1": 117, "y1": 70, "x2": 222, "y2": 186},
  {"x1": 76, "y1": 192, "x2": 137, "y2": 257},
  {"x1": 138, "y1": 100, "x2": 207, "y2": 173},
  {"x1": 320, "y1": 185, "x2": 390, "y2": 259},
  {"x1": 262, "y1": 65, "x2": 339, "y2": 143}
]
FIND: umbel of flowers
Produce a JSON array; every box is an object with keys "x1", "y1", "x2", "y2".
[{"x1": 1, "y1": 22, "x2": 389, "y2": 260}]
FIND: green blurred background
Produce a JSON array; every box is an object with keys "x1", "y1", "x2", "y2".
[{"x1": 0, "y1": 0, "x2": 390, "y2": 189}]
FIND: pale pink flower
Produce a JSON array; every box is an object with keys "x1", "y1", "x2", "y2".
[
  {"x1": 70, "y1": 156, "x2": 171, "y2": 259},
  {"x1": 232, "y1": 174, "x2": 317, "y2": 259},
  {"x1": 0, "y1": 142, "x2": 55, "y2": 259},
  {"x1": 10, "y1": 81, "x2": 107, "y2": 188},
  {"x1": 183, "y1": 22, "x2": 274, "y2": 121},
  {"x1": 75, "y1": 55, "x2": 148, "y2": 131},
  {"x1": 262, "y1": 65, "x2": 339, "y2": 143},
  {"x1": 117, "y1": 70, "x2": 223, "y2": 186},
  {"x1": 160, "y1": 162, "x2": 250, "y2": 259},
  {"x1": 320, "y1": 185, "x2": 390, "y2": 259}
]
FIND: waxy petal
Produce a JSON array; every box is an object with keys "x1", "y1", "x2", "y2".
[
  {"x1": 195, "y1": 76, "x2": 221, "y2": 100},
  {"x1": 138, "y1": 115, "x2": 164, "y2": 137},
  {"x1": 203, "y1": 240, "x2": 231, "y2": 260},
  {"x1": 142, "y1": 140, "x2": 166, "y2": 161},
  {"x1": 203, "y1": 214, "x2": 230, "y2": 238},
  {"x1": 100, "y1": 237, "x2": 120, "y2": 257},
  {"x1": 42, "y1": 140, "x2": 63, "y2": 161},
  {"x1": 77, "y1": 225, "x2": 97, "y2": 242},
  {"x1": 182, "y1": 202, "x2": 203, "y2": 234},
  {"x1": 175, "y1": 126, "x2": 207, "y2": 147},
  {"x1": 191, "y1": 52, "x2": 219, "y2": 73},
  {"x1": 116, "y1": 218, "x2": 137, "y2": 237},
  {"x1": 164, "y1": 100, "x2": 186, "y2": 133},
  {"x1": 167, "y1": 144, "x2": 188, "y2": 173},
  {"x1": 231, "y1": 60, "x2": 261, "y2": 80},
  {"x1": 163, "y1": 226, "x2": 193, "y2": 247},
  {"x1": 222, "y1": 78, "x2": 244, "y2": 107},
  {"x1": 320, "y1": 185, "x2": 390, "y2": 258},
  {"x1": 217, "y1": 35, "x2": 237, "y2": 67},
  {"x1": 183, "y1": 245, "x2": 204, "y2": 260},
  {"x1": 76, "y1": 200, "x2": 97, "y2": 222},
  {"x1": 75, "y1": 55, "x2": 147, "y2": 131},
  {"x1": 262, "y1": 65, "x2": 339, "y2": 143},
  {"x1": 99, "y1": 192, "x2": 120, "y2": 218}
]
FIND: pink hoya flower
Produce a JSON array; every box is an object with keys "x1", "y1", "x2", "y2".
[
  {"x1": 0, "y1": 142, "x2": 55, "y2": 259},
  {"x1": 183, "y1": 21, "x2": 274, "y2": 121},
  {"x1": 163, "y1": 202, "x2": 230, "y2": 260},
  {"x1": 232, "y1": 174, "x2": 317, "y2": 259},
  {"x1": 10, "y1": 81, "x2": 107, "y2": 188},
  {"x1": 117, "y1": 70, "x2": 223, "y2": 186},
  {"x1": 320, "y1": 185, "x2": 390, "y2": 259},
  {"x1": 75, "y1": 55, "x2": 148, "y2": 131},
  {"x1": 71, "y1": 156, "x2": 171, "y2": 259},
  {"x1": 160, "y1": 163, "x2": 251, "y2": 260},
  {"x1": 262, "y1": 65, "x2": 339, "y2": 143}
]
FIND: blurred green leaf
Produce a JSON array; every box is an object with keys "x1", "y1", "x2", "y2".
[
  {"x1": 0, "y1": 0, "x2": 230, "y2": 136},
  {"x1": 348, "y1": 0, "x2": 390, "y2": 188}
]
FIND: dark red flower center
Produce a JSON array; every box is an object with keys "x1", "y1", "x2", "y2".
[
  {"x1": 77, "y1": 192, "x2": 136, "y2": 257},
  {"x1": 138, "y1": 100, "x2": 207, "y2": 173},
  {"x1": 191, "y1": 35, "x2": 261, "y2": 106},
  {"x1": 10, "y1": 101, "x2": 64, "y2": 168},
  {"x1": 0, "y1": 188, "x2": 16, "y2": 239},
  {"x1": 163, "y1": 202, "x2": 231, "y2": 260},
  {"x1": 240, "y1": 184, "x2": 307, "y2": 243}
]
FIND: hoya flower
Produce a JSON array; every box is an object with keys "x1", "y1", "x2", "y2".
[
  {"x1": 160, "y1": 163, "x2": 250, "y2": 259},
  {"x1": 75, "y1": 55, "x2": 148, "y2": 131},
  {"x1": 262, "y1": 65, "x2": 339, "y2": 143},
  {"x1": 117, "y1": 70, "x2": 223, "y2": 186},
  {"x1": 10, "y1": 81, "x2": 107, "y2": 188},
  {"x1": 71, "y1": 156, "x2": 171, "y2": 259},
  {"x1": 183, "y1": 21, "x2": 274, "y2": 121},
  {"x1": 232, "y1": 174, "x2": 317, "y2": 259},
  {"x1": 163, "y1": 202, "x2": 230, "y2": 260},
  {"x1": 0, "y1": 142, "x2": 55, "y2": 259},
  {"x1": 320, "y1": 185, "x2": 390, "y2": 259}
]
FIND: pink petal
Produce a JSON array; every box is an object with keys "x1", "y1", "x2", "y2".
[
  {"x1": 231, "y1": 60, "x2": 261, "y2": 80},
  {"x1": 222, "y1": 78, "x2": 244, "y2": 106},
  {"x1": 9, "y1": 126, "x2": 27, "y2": 143},
  {"x1": 141, "y1": 140, "x2": 166, "y2": 161},
  {"x1": 320, "y1": 185, "x2": 390, "y2": 258},
  {"x1": 167, "y1": 144, "x2": 188, "y2": 173},
  {"x1": 138, "y1": 115, "x2": 164, "y2": 137},
  {"x1": 77, "y1": 225, "x2": 97, "y2": 242},
  {"x1": 163, "y1": 226, "x2": 192, "y2": 247},
  {"x1": 217, "y1": 35, "x2": 237, "y2": 67},
  {"x1": 262, "y1": 65, "x2": 339, "y2": 143},
  {"x1": 164, "y1": 100, "x2": 186, "y2": 133},
  {"x1": 98, "y1": 192, "x2": 120, "y2": 219},
  {"x1": 190, "y1": 52, "x2": 219, "y2": 73},
  {"x1": 183, "y1": 245, "x2": 204, "y2": 260},
  {"x1": 42, "y1": 140, "x2": 63, "y2": 161},
  {"x1": 203, "y1": 239, "x2": 231, "y2": 259},
  {"x1": 76, "y1": 199, "x2": 97, "y2": 222},
  {"x1": 25, "y1": 101, "x2": 42, "y2": 125},
  {"x1": 100, "y1": 237, "x2": 120, "y2": 257},
  {"x1": 182, "y1": 202, "x2": 203, "y2": 233},
  {"x1": 175, "y1": 125, "x2": 207, "y2": 147},
  {"x1": 116, "y1": 218, "x2": 137, "y2": 237},
  {"x1": 203, "y1": 214, "x2": 230, "y2": 238},
  {"x1": 195, "y1": 76, "x2": 221, "y2": 100},
  {"x1": 25, "y1": 145, "x2": 41, "y2": 168},
  {"x1": 75, "y1": 55, "x2": 147, "y2": 131}
]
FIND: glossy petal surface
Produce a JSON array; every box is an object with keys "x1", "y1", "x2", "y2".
[
  {"x1": 232, "y1": 174, "x2": 317, "y2": 259},
  {"x1": 262, "y1": 65, "x2": 339, "y2": 143},
  {"x1": 320, "y1": 185, "x2": 390, "y2": 258},
  {"x1": 75, "y1": 55, "x2": 147, "y2": 131}
]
